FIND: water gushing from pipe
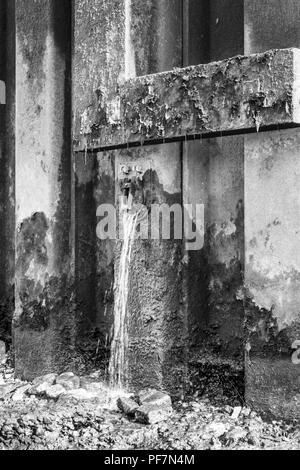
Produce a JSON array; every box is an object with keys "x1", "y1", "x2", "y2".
[{"x1": 108, "y1": 208, "x2": 139, "y2": 390}]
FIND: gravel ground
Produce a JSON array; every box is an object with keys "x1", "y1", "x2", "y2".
[
  {"x1": 0, "y1": 365, "x2": 300, "y2": 450},
  {"x1": 1, "y1": 395, "x2": 300, "y2": 450}
]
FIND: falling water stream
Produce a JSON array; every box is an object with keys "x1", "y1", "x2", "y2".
[{"x1": 108, "y1": 207, "x2": 139, "y2": 391}]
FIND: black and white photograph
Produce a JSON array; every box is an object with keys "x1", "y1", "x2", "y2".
[{"x1": 0, "y1": 0, "x2": 300, "y2": 456}]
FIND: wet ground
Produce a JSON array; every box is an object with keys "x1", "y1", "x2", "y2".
[{"x1": 1, "y1": 365, "x2": 300, "y2": 451}]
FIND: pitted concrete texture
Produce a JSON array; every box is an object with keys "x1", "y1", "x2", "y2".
[
  {"x1": 14, "y1": 0, "x2": 77, "y2": 380},
  {"x1": 74, "y1": 48, "x2": 300, "y2": 150}
]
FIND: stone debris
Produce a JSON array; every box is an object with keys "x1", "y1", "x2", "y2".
[
  {"x1": 118, "y1": 389, "x2": 173, "y2": 425},
  {"x1": 231, "y1": 406, "x2": 242, "y2": 420},
  {"x1": 32, "y1": 373, "x2": 57, "y2": 388},
  {"x1": 136, "y1": 389, "x2": 172, "y2": 409},
  {"x1": 44, "y1": 385, "x2": 66, "y2": 400},
  {"x1": 0, "y1": 383, "x2": 22, "y2": 400},
  {"x1": 205, "y1": 422, "x2": 227, "y2": 438},
  {"x1": 117, "y1": 397, "x2": 139, "y2": 417},
  {"x1": 55, "y1": 372, "x2": 80, "y2": 391},
  {"x1": 11, "y1": 385, "x2": 31, "y2": 402},
  {"x1": 0, "y1": 364, "x2": 299, "y2": 450},
  {"x1": 0, "y1": 341, "x2": 6, "y2": 365},
  {"x1": 3, "y1": 368, "x2": 14, "y2": 380},
  {"x1": 225, "y1": 426, "x2": 248, "y2": 444},
  {"x1": 28, "y1": 374, "x2": 58, "y2": 396},
  {"x1": 135, "y1": 402, "x2": 172, "y2": 425}
]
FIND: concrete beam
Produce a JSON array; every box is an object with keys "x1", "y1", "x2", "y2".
[{"x1": 74, "y1": 48, "x2": 300, "y2": 151}]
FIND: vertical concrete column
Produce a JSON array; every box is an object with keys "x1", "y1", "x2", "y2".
[
  {"x1": 0, "y1": 0, "x2": 14, "y2": 348},
  {"x1": 1, "y1": 0, "x2": 16, "y2": 351},
  {"x1": 73, "y1": 0, "x2": 185, "y2": 393},
  {"x1": 14, "y1": 0, "x2": 74, "y2": 379},
  {"x1": 126, "y1": 0, "x2": 185, "y2": 395},
  {"x1": 183, "y1": 0, "x2": 245, "y2": 396},
  {"x1": 244, "y1": 0, "x2": 300, "y2": 420},
  {"x1": 73, "y1": 0, "x2": 127, "y2": 370}
]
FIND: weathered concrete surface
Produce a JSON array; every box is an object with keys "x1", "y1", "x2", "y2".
[
  {"x1": 184, "y1": 138, "x2": 244, "y2": 373},
  {"x1": 14, "y1": 0, "x2": 78, "y2": 380},
  {"x1": 0, "y1": 0, "x2": 15, "y2": 349},
  {"x1": 74, "y1": 0, "x2": 183, "y2": 137},
  {"x1": 245, "y1": 0, "x2": 300, "y2": 54},
  {"x1": 182, "y1": 0, "x2": 245, "y2": 399},
  {"x1": 209, "y1": 0, "x2": 244, "y2": 63},
  {"x1": 113, "y1": 144, "x2": 186, "y2": 394},
  {"x1": 245, "y1": 129, "x2": 300, "y2": 420},
  {"x1": 74, "y1": 48, "x2": 300, "y2": 151},
  {"x1": 73, "y1": 0, "x2": 125, "y2": 370},
  {"x1": 73, "y1": 0, "x2": 186, "y2": 393},
  {"x1": 244, "y1": 0, "x2": 300, "y2": 421}
]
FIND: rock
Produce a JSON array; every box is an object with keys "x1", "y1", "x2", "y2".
[
  {"x1": 0, "y1": 341, "x2": 6, "y2": 365},
  {"x1": 136, "y1": 389, "x2": 172, "y2": 408},
  {"x1": 56, "y1": 372, "x2": 80, "y2": 391},
  {"x1": 88, "y1": 370, "x2": 101, "y2": 379},
  {"x1": 135, "y1": 402, "x2": 172, "y2": 425},
  {"x1": 226, "y1": 426, "x2": 248, "y2": 443},
  {"x1": 45, "y1": 384, "x2": 66, "y2": 400},
  {"x1": 224, "y1": 405, "x2": 233, "y2": 414},
  {"x1": 0, "y1": 383, "x2": 22, "y2": 400},
  {"x1": 247, "y1": 430, "x2": 261, "y2": 447},
  {"x1": 4, "y1": 372, "x2": 13, "y2": 380},
  {"x1": 117, "y1": 397, "x2": 139, "y2": 417},
  {"x1": 134, "y1": 389, "x2": 173, "y2": 425},
  {"x1": 206, "y1": 422, "x2": 227, "y2": 438},
  {"x1": 32, "y1": 373, "x2": 57, "y2": 388},
  {"x1": 29, "y1": 373, "x2": 57, "y2": 395},
  {"x1": 242, "y1": 407, "x2": 251, "y2": 417},
  {"x1": 11, "y1": 385, "x2": 31, "y2": 402},
  {"x1": 209, "y1": 437, "x2": 222, "y2": 450},
  {"x1": 28, "y1": 383, "x2": 46, "y2": 396},
  {"x1": 231, "y1": 406, "x2": 242, "y2": 420}
]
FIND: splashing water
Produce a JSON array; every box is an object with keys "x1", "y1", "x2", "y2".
[{"x1": 108, "y1": 209, "x2": 139, "y2": 390}]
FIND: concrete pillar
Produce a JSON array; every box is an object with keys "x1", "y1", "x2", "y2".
[
  {"x1": 73, "y1": 0, "x2": 126, "y2": 371},
  {"x1": 73, "y1": 0, "x2": 185, "y2": 393},
  {"x1": 0, "y1": 0, "x2": 15, "y2": 350},
  {"x1": 183, "y1": 0, "x2": 245, "y2": 397},
  {"x1": 0, "y1": 1, "x2": 7, "y2": 343},
  {"x1": 244, "y1": 0, "x2": 300, "y2": 420},
  {"x1": 14, "y1": 0, "x2": 75, "y2": 379},
  {"x1": 126, "y1": 0, "x2": 185, "y2": 395}
]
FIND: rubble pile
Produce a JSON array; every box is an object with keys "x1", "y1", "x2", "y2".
[
  {"x1": 0, "y1": 344, "x2": 300, "y2": 450},
  {"x1": 118, "y1": 389, "x2": 173, "y2": 424}
]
